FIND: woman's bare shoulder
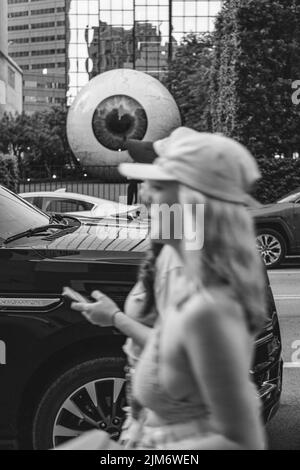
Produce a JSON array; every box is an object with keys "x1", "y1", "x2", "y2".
[{"x1": 182, "y1": 289, "x2": 245, "y2": 335}]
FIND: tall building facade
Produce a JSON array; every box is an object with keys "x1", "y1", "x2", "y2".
[
  {"x1": 0, "y1": 0, "x2": 23, "y2": 117},
  {"x1": 8, "y1": 0, "x2": 67, "y2": 114},
  {"x1": 8, "y1": 0, "x2": 223, "y2": 113}
]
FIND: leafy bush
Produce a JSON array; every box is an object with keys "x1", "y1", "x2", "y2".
[{"x1": 210, "y1": 0, "x2": 300, "y2": 202}]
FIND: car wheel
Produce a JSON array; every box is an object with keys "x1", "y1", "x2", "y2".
[
  {"x1": 32, "y1": 357, "x2": 127, "y2": 450},
  {"x1": 256, "y1": 229, "x2": 286, "y2": 268}
]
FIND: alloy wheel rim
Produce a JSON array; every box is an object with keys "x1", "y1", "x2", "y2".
[
  {"x1": 256, "y1": 234, "x2": 282, "y2": 266},
  {"x1": 52, "y1": 377, "x2": 126, "y2": 448}
]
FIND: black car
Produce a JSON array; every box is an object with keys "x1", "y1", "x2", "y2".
[
  {"x1": 0, "y1": 185, "x2": 282, "y2": 449},
  {"x1": 251, "y1": 192, "x2": 300, "y2": 268}
]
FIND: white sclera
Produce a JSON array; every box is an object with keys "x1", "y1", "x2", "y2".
[{"x1": 67, "y1": 68, "x2": 181, "y2": 168}]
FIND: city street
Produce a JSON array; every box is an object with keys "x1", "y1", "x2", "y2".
[
  {"x1": 266, "y1": 262, "x2": 300, "y2": 449},
  {"x1": 1, "y1": 0, "x2": 299, "y2": 453}
]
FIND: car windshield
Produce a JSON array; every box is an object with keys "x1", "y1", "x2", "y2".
[
  {"x1": 277, "y1": 192, "x2": 300, "y2": 203},
  {"x1": 0, "y1": 186, "x2": 50, "y2": 242}
]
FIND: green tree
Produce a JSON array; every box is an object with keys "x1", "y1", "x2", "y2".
[
  {"x1": 22, "y1": 106, "x2": 77, "y2": 176},
  {"x1": 162, "y1": 32, "x2": 214, "y2": 132},
  {"x1": 0, "y1": 113, "x2": 35, "y2": 170},
  {"x1": 210, "y1": 0, "x2": 300, "y2": 202},
  {"x1": 0, "y1": 153, "x2": 19, "y2": 192},
  {"x1": 0, "y1": 106, "x2": 77, "y2": 178}
]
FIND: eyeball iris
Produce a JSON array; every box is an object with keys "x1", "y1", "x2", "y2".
[{"x1": 92, "y1": 95, "x2": 148, "y2": 151}]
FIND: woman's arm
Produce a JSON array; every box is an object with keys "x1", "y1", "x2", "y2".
[
  {"x1": 113, "y1": 311, "x2": 152, "y2": 347},
  {"x1": 182, "y1": 296, "x2": 266, "y2": 450},
  {"x1": 71, "y1": 290, "x2": 152, "y2": 348}
]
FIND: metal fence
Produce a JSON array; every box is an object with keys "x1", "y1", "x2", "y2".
[
  {"x1": 18, "y1": 165, "x2": 125, "y2": 183},
  {"x1": 17, "y1": 166, "x2": 142, "y2": 204}
]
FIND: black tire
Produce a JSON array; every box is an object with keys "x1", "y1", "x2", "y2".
[
  {"x1": 32, "y1": 357, "x2": 127, "y2": 450},
  {"x1": 256, "y1": 228, "x2": 287, "y2": 269}
]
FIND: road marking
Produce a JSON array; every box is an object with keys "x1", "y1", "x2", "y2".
[
  {"x1": 274, "y1": 295, "x2": 300, "y2": 300},
  {"x1": 284, "y1": 362, "x2": 300, "y2": 368},
  {"x1": 270, "y1": 270, "x2": 300, "y2": 275}
]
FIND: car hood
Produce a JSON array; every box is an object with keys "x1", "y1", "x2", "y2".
[
  {"x1": 3, "y1": 218, "x2": 150, "y2": 260},
  {"x1": 249, "y1": 202, "x2": 294, "y2": 218}
]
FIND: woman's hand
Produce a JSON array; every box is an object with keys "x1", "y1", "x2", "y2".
[{"x1": 71, "y1": 290, "x2": 121, "y2": 327}]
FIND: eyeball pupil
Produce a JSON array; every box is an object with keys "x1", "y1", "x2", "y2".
[
  {"x1": 92, "y1": 94, "x2": 148, "y2": 151},
  {"x1": 106, "y1": 110, "x2": 134, "y2": 136}
]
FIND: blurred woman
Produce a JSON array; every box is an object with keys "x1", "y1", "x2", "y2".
[{"x1": 117, "y1": 127, "x2": 267, "y2": 450}]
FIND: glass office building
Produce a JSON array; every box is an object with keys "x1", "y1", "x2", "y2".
[
  {"x1": 66, "y1": 0, "x2": 223, "y2": 105},
  {"x1": 8, "y1": 0, "x2": 223, "y2": 112}
]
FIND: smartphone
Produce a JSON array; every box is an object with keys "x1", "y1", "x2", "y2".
[{"x1": 62, "y1": 286, "x2": 91, "y2": 303}]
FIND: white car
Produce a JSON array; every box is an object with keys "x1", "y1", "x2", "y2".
[{"x1": 19, "y1": 189, "x2": 141, "y2": 220}]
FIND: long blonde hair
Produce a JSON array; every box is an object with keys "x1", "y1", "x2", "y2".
[{"x1": 179, "y1": 185, "x2": 267, "y2": 334}]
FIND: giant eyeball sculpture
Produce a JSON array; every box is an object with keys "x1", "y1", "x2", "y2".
[{"x1": 67, "y1": 69, "x2": 182, "y2": 169}]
